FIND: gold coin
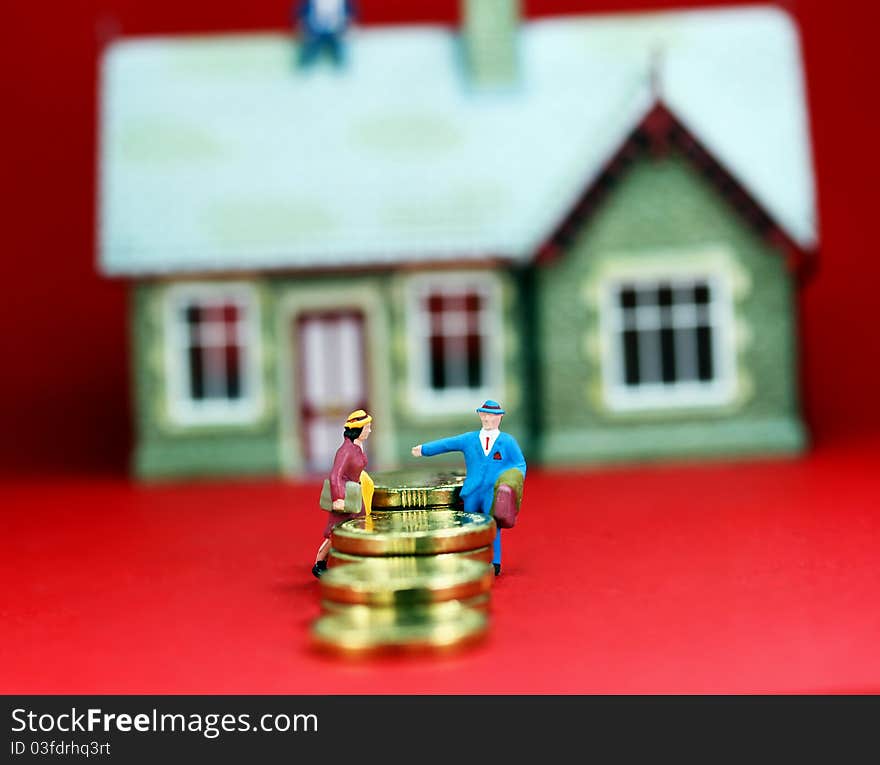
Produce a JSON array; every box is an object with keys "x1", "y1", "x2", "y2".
[
  {"x1": 321, "y1": 593, "x2": 491, "y2": 616},
  {"x1": 311, "y1": 606, "x2": 488, "y2": 656},
  {"x1": 319, "y1": 556, "x2": 494, "y2": 606},
  {"x1": 331, "y1": 510, "x2": 496, "y2": 556},
  {"x1": 327, "y1": 545, "x2": 493, "y2": 568},
  {"x1": 369, "y1": 469, "x2": 465, "y2": 509}
]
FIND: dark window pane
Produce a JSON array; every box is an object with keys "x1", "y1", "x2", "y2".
[
  {"x1": 222, "y1": 304, "x2": 239, "y2": 324},
  {"x1": 466, "y1": 334, "x2": 482, "y2": 388},
  {"x1": 637, "y1": 287, "x2": 657, "y2": 306},
  {"x1": 697, "y1": 325, "x2": 714, "y2": 380},
  {"x1": 188, "y1": 346, "x2": 205, "y2": 400},
  {"x1": 622, "y1": 329, "x2": 640, "y2": 385},
  {"x1": 660, "y1": 327, "x2": 676, "y2": 383},
  {"x1": 424, "y1": 290, "x2": 488, "y2": 391},
  {"x1": 620, "y1": 287, "x2": 636, "y2": 309},
  {"x1": 694, "y1": 284, "x2": 711, "y2": 304},
  {"x1": 225, "y1": 344, "x2": 241, "y2": 399},
  {"x1": 430, "y1": 335, "x2": 446, "y2": 389},
  {"x1": 676, "y1": 327, "x2": 698, "y2": 382},
  {"x1": 186, "y1": 305, "x2": 201, "y2": 325},
  {"x1": 639, "y1": 329, "x2": 662, "y2": 384},
  {"x1": 464, "y1": 293, "x2": 482, "y2": 312},
  {"x1": 658, "y1": 284, "x2": 673, "y2": 307}
]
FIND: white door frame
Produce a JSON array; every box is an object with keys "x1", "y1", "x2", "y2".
[{"x1": 277, "y1": 282, "x2": 394, "y2": 477}]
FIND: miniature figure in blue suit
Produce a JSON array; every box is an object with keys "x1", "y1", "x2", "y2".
[
  {"x1": 293, "y1": 0, "x2": 356, "y2": 67},
  {"x1": 411, "y1": 400, "x2": 526, "y2": 575}
]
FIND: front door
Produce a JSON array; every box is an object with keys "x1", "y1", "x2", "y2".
[{"x1": 296, "y1": 310, "x2": 369, "y2": 473}]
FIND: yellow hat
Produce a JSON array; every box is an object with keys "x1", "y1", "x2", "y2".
[{"x1": 345, "y1": 409, "x2": 372, "y2": 429}]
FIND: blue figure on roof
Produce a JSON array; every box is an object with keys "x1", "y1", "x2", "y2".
[
  {"x1": 293, "y1": 0, "x2": 355, "y2": 68},
  {"x1": 411, "y1": 400, "x2": 526, "y2": 576}
]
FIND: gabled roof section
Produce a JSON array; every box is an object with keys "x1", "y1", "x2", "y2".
[
  {"x1": 98, "y1": 6, "x2": 817, "y2": 277},
  {"x1": 539, "y1": 100, "x2": 818, "y2": 279}
]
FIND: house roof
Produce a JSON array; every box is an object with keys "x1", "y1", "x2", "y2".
[{"x1": 98, "y1": 6, "x2": 817, "y2": 277}]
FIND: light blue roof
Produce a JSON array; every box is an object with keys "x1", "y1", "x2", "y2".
[{"x1": 98, "y1": 6, "x2": 817, "y2": 276}]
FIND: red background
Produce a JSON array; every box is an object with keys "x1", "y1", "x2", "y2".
[
  {"x1": 3, "y1": 1, "x2": 879, "y2": 696},
  {"x1": 3, "y1": 0, "x2": 880, "y2": 475}
]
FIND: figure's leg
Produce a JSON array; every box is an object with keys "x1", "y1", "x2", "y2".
[
  {"x1": 312, "y1": 537, "x2": 331, "y2": 579},
  {"x1": 328, "y1": 34, "x2": 345, "y2": 66},
  {"x1": 313, "y1": 516, "x2": 339, "y2": 578},
  {"x1": 462, "y1": 493, "x2": 481, "y2": 514},
  {"x1": 315, "y1": 537, "x2": 331, "y2": 563},
  {"x1": 480, "y1": 491, "x2": 502, "y2": 571},
  {"x1": 464, "y1": 492, "x2": 501, "y2": 573},
  {"x1": 298, "y1": 34, "x2": 320, "y2": 66}
]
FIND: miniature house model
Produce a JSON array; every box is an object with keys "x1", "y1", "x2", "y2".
[{"x1": 98, "y1": 2, "x2": 817, "y2": 478}]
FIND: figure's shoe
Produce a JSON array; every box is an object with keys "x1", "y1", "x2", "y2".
[
  {"x1": 312, "y1": 560, "x2": 328, "y2": 579},
  {"x1": 493, "y1": 563, "x2": 501, "y2": 576}
]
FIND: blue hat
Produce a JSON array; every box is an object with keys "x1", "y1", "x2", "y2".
[{"x1": 476, "y1": 400, "x2": 505, "y2": 415}]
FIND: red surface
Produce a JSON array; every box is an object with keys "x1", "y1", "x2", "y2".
[{"x1": 3, "y1": 437, "x2": 879, "y2": 694}]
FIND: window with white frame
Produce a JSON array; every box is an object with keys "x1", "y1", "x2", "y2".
[
  {"x1": 408, "y1": 275, "x2": 502, "y2": 410},
  {"x1": 165, "y1": 284, "x2": 262, "y2": 425},
  {"x1": 602, "y1": 276, "x2": 736, "y2": 410}
]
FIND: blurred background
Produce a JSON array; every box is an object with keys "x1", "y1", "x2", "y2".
[{"x1": 3, "y1": 0, "x2": 878, "y2": 478}]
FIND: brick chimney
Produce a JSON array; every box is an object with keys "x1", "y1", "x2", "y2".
[{"x1": 462, "y1": 0, "x2": 521, "y2": 88}]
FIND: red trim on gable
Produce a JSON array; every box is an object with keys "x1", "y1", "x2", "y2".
[{"x1": 535, "y1": 100, "x2": 818, "y2": 284}]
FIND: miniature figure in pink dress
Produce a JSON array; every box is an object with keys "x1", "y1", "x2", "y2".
[{"x1": 312, "y1": 409, "x2": 373, "y2": 578}]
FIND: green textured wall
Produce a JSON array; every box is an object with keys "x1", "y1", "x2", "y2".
[
  {"x1": 131, "y1": 269, "x2": 527, "y2": 479},
  {"x1": 535, "y1": 151, "x2": 805, "y2": 464}
]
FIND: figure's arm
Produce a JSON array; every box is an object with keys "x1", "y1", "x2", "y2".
[
  {"x1": 508, "y1": 437, "x2": 527, "y2": 479},
  {"x1": 329, "y1": 446, "x2": 354, "y2": 505},
  {"x1": 413, "y1": 433, "x2": 470, "y2": 458}
]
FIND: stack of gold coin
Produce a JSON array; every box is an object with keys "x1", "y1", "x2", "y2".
[
  {"x1": 321, "y1": 592, "x2": 491, "y2": 615},
  {"x1": 327, "y1": 509, "x2": 496, "y2": 567},
  {"x1": 368, "y1": 469, "x2": 466, "y2": 511},
  {"x1": 327, "y1": 546, "x2": 493, "y2": 568},
  {"x1": 327, "y1": 470, "x2": 490, "y2": 569},
  {"x1": 313, "y1": 471, "x2": 498, "y2": 656},
  {"x1": 313, "y1": 602, "x2": 489, "y2": 656},
  {"x1": 312, "y1": 557, "x2": 493, "y2": 655}
]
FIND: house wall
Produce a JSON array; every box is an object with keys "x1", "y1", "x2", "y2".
[
  {"x1": 535, "y1": 151, "x2": 805, "y2": 464},
  {"x1": 131, "y1": 268, "x2": 526, "y2": 479}
]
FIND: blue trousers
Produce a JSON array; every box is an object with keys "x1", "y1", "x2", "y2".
[
  {"x1": 462, "y1": 491, "x2": 501, "y2": 565},
  {"x1": 298, "y1": 33, "x2": 345, "y2": 67}
]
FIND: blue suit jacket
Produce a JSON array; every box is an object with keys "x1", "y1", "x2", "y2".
[{"x1": 421, "y1": 431, "x2": 526, "y2": 512}]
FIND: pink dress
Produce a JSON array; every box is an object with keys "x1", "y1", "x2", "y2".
[{"x1": 322, "y1": 438, "x2": 367, "y2": 539}]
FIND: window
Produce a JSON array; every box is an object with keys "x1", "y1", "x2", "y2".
[
  {"x1": 165, "y1": 284, "x2": 262, "y2": 424},
  {"x1": 408, "y1": 274, "x2": 502, "y2": 411},
  {"x1": 602, "y1": 276, "x2": 735, "y2": 410}
]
